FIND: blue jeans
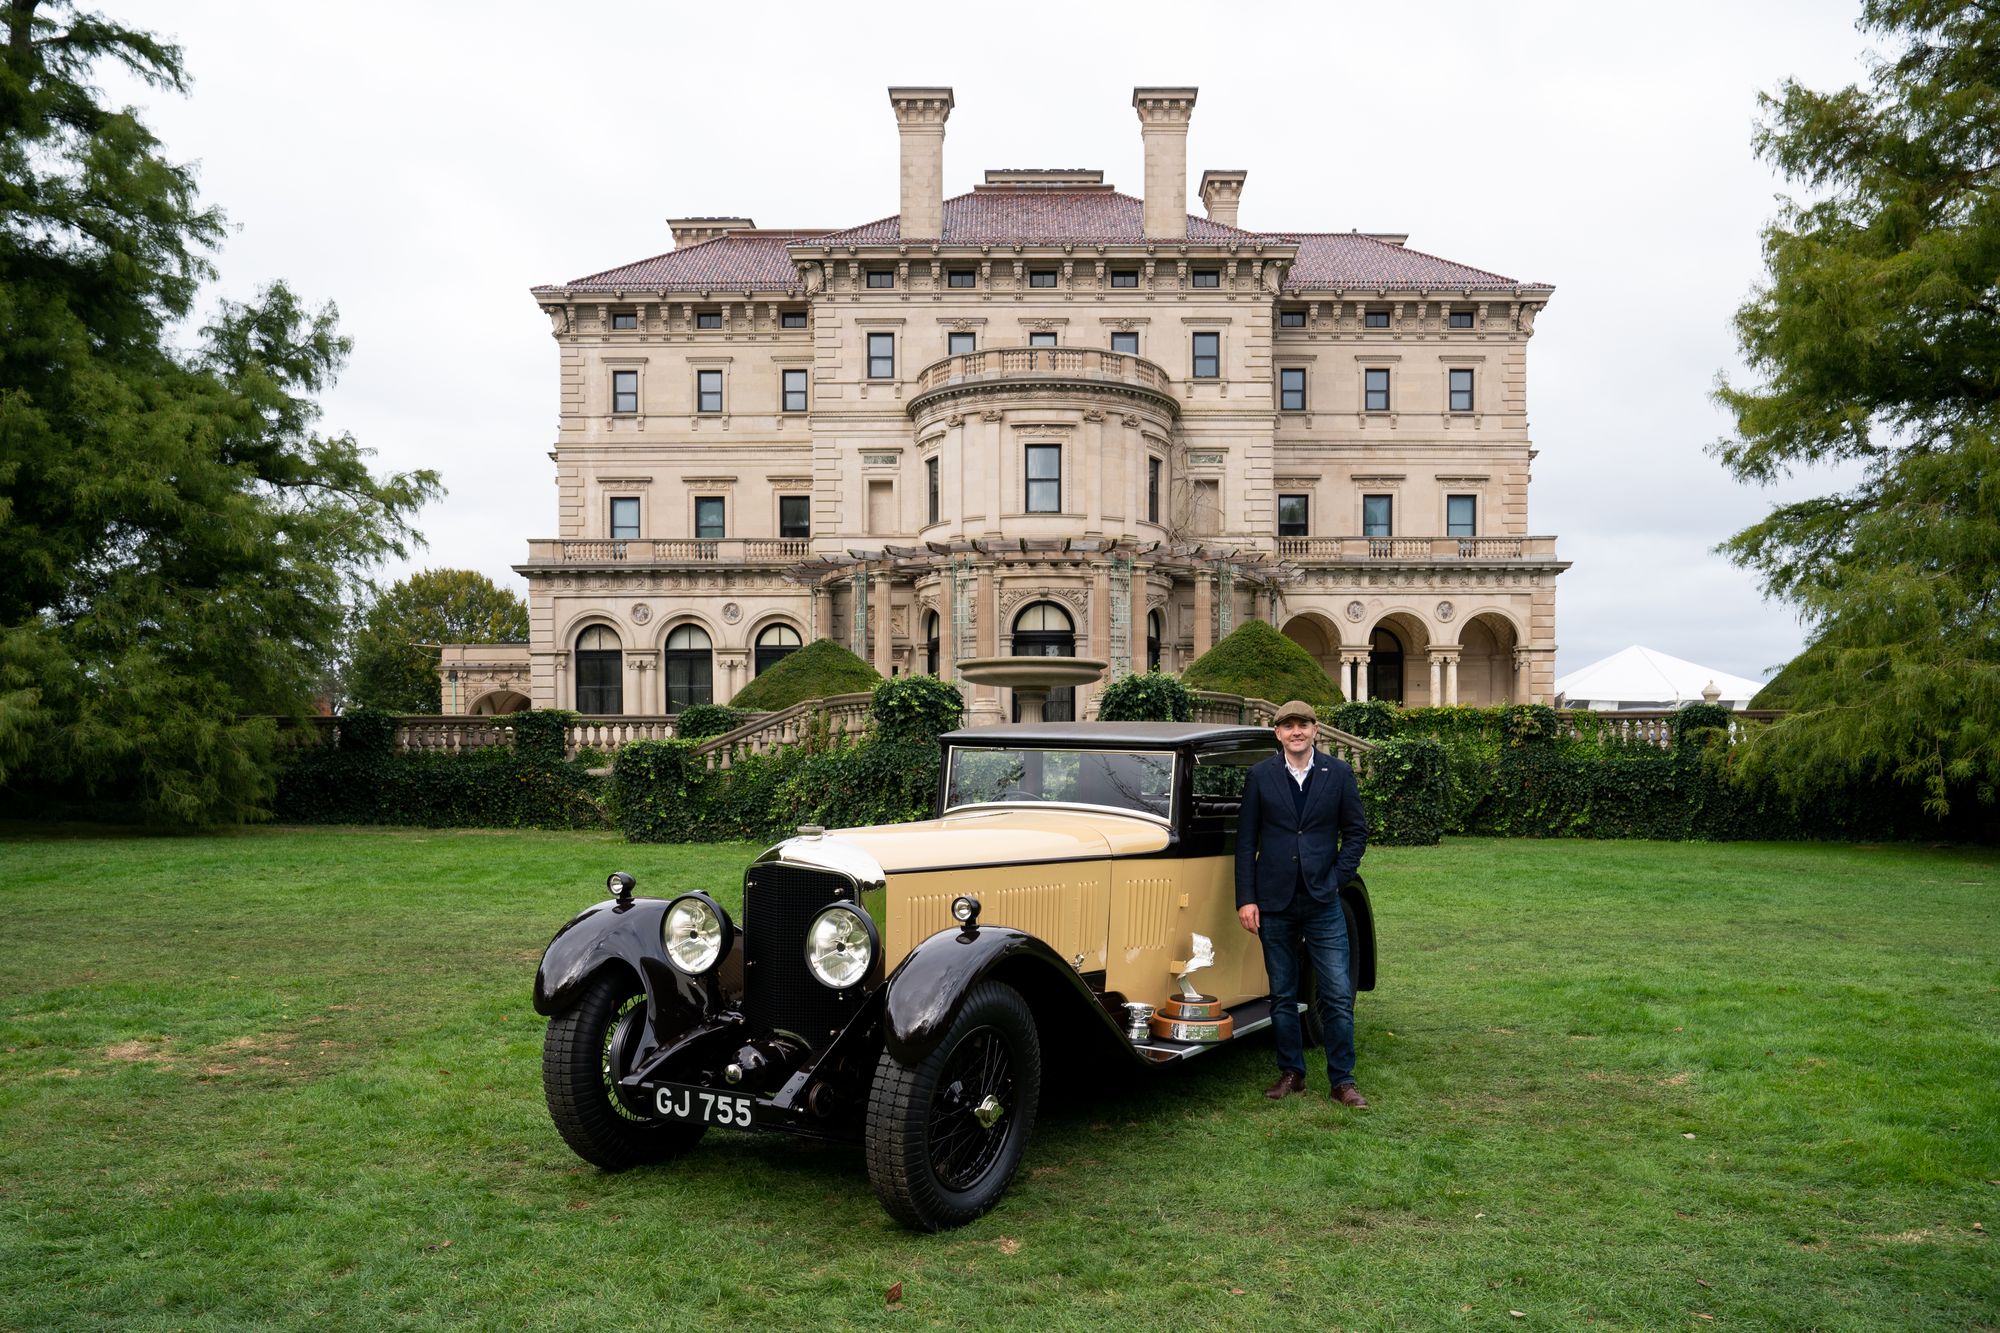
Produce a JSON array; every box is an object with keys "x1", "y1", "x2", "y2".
[{"x1": 1259, "y1": 895, "x2": 1356, "y2": 1085}]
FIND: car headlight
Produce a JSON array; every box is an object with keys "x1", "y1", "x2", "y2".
[
  {"x1": 804, "y1": 903, "x2": 877, "y2": 989},
  {"x1": 663, "y1": 893, "x2": 733, "y2": 976}
]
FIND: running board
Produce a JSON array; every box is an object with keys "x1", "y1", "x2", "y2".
[{"x1": 1132, "y1": 998, "x2": 1306, "y2": 1063}]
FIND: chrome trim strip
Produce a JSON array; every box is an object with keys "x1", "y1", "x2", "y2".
[{"x1": 750, "y1": 837, "x2": 887, "y2": 894}]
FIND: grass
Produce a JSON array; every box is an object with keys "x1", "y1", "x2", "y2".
[{"x1": 1, "y1": 828, "x2": 1995, "y2": 1331}]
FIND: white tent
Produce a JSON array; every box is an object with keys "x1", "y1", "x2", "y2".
[{"x1": 1554, "y1": 645, "x2": 1765, "y2": 712}]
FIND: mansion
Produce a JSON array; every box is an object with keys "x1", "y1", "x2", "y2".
[{"x1": 443, "y1": 86, "x2": 1566, "y2": 722}]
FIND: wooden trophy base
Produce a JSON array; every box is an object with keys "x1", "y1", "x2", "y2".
[{"x1": 1149, "y1": 992, "x2": 1234, "y2": 1043}]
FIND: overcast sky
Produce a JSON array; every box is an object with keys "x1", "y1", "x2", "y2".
[{"x1": 124, "y1": 0, "x2": 1880, "y2": 684}]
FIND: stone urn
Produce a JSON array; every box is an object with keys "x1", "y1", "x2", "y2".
[{"x1": 955, "y1": 656, "x2": 1109, "y2": 724}]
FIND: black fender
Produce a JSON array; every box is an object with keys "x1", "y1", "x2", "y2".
[
  {"x1": 882, "y1": 925, "x2": 1140, "y2": 1066},
  {"x1": 532, "y1": 897, "x2": 742, "y2": 1038},
  {"x1": 1343, "y1": 876, "x2": 1377, "y2": 992}
]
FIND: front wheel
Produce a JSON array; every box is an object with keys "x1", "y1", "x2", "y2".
[
  {"x1": 542, "y1": 970, "x2": 705, "y2": 1170},
  {"x1": 864, "y1": 980, "x2": 1042, "y2": 1231}
]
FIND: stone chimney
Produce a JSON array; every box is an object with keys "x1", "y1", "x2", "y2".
[
  {"x1": 666, "y1": 217, "x2": 755, "y2": 248},
  {"x1": 1132, "y1": 87, "x2": 1198, "y2": 241},
  {"x1": 1198, "y1": 170, "x2": 1246, "y2": 228},
  {"x1": 888, "y1": 86, "x2": 954, "y2": 239}
]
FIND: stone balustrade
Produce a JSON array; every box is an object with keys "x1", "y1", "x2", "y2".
[
  {"x1": 910, "y1": 345, "x2": 1176, "y2": 398},
  {"x1": 1275, "y1": 535, "x2": 1560, "y2": 562},
  {"x1": 521, "y1": 537, "x2": 812, "y2": 566}
]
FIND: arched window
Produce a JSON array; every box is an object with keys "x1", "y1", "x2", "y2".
[
  {"x1": 754, "y1": 623, "x2": 802, "y2": 676},
  {"x1": 1368, "y1": 626, "x2": 1405, "y2": 705},
  {"x1": 575, "y1": 626, "x2": 623, "y2": 715},
  {"x1": 924, "y1": 611, "x2": 940, "y2": 676},
  {"x1": 664, "y1": 624, "x2": 713, "y2": 713},
  {"x1": 1146, "y1": 609, "x2": 1164, "y2": 672},
  {"x1": 1011, "y1": 601, "x2": 1076, "y2": 722}
]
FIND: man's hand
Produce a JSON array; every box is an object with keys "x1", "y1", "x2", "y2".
[{"x1": 1237, "y1": 904, "x2": 1260, "y2": 934}]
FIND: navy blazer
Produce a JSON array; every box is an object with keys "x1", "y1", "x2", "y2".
[{"x1": 1233, "y1": 750, "x2": 1369, "y2": 914}]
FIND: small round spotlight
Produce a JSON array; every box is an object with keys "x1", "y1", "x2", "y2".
[
  {"x1": 606, "y1": 871, "x2": 636, "y2": 904},
  {"x1": 951, "y1": 895, "x2": 981, "y2": 926}
]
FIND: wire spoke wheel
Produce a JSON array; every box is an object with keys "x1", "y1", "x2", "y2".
[
  {"x1": 927, "y1": 1028, "x2": 1017, "y2": 1189},
  {"x1": 543, "y1": 971, "x2": 705, "y2": 1170}
]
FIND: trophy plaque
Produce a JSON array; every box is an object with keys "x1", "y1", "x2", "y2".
[{"x1": 1149, "y1": 933, "x2": 1235, "y2": 1043}]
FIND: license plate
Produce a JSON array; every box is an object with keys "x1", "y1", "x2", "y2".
[{"x1": 652, "y1": 1082, "x2": 758, "y2": 1129}]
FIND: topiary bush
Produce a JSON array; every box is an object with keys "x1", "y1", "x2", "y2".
[
  {"x1": 871, "y1": 674, "x2": 964, "y2": 744},
  {"x1": 1097, "y1": 670, "x2": 1196, "y2": 722},
  {"x1": 1182, "y1": 619, "x2": 1340, "y2": 710},
  {"x1": 674, "y1": 704, "x2": 753, "y2": 742},
  {"x1": 727, "y1": 638, "x2": 882, "y2": 712}
]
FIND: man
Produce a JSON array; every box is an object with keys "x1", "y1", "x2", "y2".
[{"x1": 1234, "y1": 699, "x2": 1371, "y2": 1106}]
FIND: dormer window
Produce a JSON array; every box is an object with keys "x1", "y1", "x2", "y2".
[
  {"x1": 867, "y1": 270, "x2": 895, "y2": 289},
  {"x1": 1191, "y1": 270, "x2": 1220, "y2": 288}
]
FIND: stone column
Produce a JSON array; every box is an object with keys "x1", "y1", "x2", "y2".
[
  {"x1": 1193, "y1": 571, "x2": 1213, "y2": 658},
  {"x1": 813, "y1": 583, "x2": 833, "y2": 640},
  {"x1": 1428, "y1": 651, "x2": 1445, "y2": 708},
  {"x1": 1513, "y1": 650, "x2": 1529, "y2": 705},
  {"x1": 1130, "y1": 565, "x2": 1149, "y2": 675},
  {"x1": 969, "y1": 562, "x2": 1002, "y2": 725},
  {"x1": 1340, "y1": 650, "x2": 1369, "y2": 702},
  {"x1": 850, "y1": 569, "x2": 869, "y2": 661},
  {"x1": 1444, "y1": 653, "x2": 1461, "y2": 706},
  {"x1": 936, "y1": 575, "x2": 954, "y2": 681},
  {"x1": 873, "y1": 567, "x2": 894, "y2": 677},
  {"x1": 1086, "y1": 564, "x2": 1111, "y2": 717}
]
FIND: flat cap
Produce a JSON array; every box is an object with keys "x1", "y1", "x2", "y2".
[{"x1": 1272, "y1": 700, "x2": 1318, "y2": 726}]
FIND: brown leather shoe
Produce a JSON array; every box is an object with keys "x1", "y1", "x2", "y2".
[
  {"x1": 1263, "y1": 1071, "x2": 1308, "y2": 1100},
  {"x1": 1331, "y1": 1082, "x2": 1369, "y2": 1108}
]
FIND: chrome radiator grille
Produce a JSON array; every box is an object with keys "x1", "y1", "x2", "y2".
[{"x1": 741, "y1": 863, "x2": 865, "y2": 1043}]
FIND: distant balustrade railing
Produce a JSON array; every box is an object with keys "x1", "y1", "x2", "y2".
[
  {"x1": 912, "y1": 345, "x2": 1176, "y2": 396},
  {"x1": 1563, "y1": 709, "x2": 1783, "y2": 749},
  {"x1": 689, "y1": 692, "x2": 876, "y2": 770},
  {"x1": 1276, "y1": 535, "x2": 1553, "y2": 562},
  {"x1": 524, "y1": 537, "x2": 811, "y2": 566}
]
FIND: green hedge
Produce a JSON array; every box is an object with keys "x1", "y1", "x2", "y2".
[
  {"x1": 276, "y1": 746, "x2": 607, "y2": 829},
  {"x1": 1356, "y1": 737, "x2": 1450, "y2": 846},
  {"x1": 727, "y1": 638, "x2": 880, "y2": 712},
  {"x1": 673, "y1": 704, "x2": 752, "y2": 741},
  {"x1": 615, "y1": 735, "x2": 940, "y2": 844},
  {"x1": 1097, "y1": 671, "x2": 1196, "y2": 722}
]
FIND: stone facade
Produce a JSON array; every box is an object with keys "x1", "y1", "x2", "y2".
[{"x1": 462, "y1": 84, "x2": 1566, "y2": 720}]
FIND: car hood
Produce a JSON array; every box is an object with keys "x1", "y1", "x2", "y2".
[{"x1": 823, "y1": 806, "x2": 1171, "y2": 873}]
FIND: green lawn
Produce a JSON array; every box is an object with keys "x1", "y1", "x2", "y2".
[{"x1": 1, "y1": 829, "x2": 1995, "y2": 1331}]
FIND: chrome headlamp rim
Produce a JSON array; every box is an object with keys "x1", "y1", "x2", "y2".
[
  {"x1": 803, "y1": 902, "x2": 878, "y2": 990},
  {"x1": 662, "y1": 891, "x2": 734, "y2": 976}
]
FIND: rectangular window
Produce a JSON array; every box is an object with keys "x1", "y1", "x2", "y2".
[
  {"x1": 1279, "y1": 309, "x2": 1306, "y2": 328},
  {"x1": 1447, "y1": 494, "x2": 1477, "y2": 537},
  {"x1": 1146, "y1": 457, "x2": 1162, "y2": 524},
  {"x1": 1277, "y1": 493, "x2": 1308, "y2": 538},
  {"x1": 866, "y1": 270, "x2": 895, "y2": 289},
  {"x1": 696, "y1": 311, "x2": 722, "y2": 329},
  {"x1": 1028, "y1": 270, "x2": 1058, "y2": 288},
  {"x1": 779, "y1": 495, "x2": 810, "y2": 539},
  {"x1": 1028, "y1": 330, "x2": 1057, "y2": 347},
  {"x1": 948, "y1": 331, "x2": 976, "y2": 356},
  {"x1": 694, "y1": 496, "x2": 725, "y2": 540},
  {"x1": 1449, "y1": 367, "x2": 1475, "y2": 412},
  {"x1": 1279, "y1": 366, "x2": 1307, "y2": 412},
  {"x1": 782, "y1": 368, "x2": 808, "y2": 413},
  {"x1": 1192, "y1": 332, "x2": 1220, "y2": 378},
  {"x1": 609, "y1": 497, "x2": 640, "y2": 540},
  {"x1": 1362, "y1": 494, "x2": 1393, "y2": 537},
  {"x1": 697, "y1": 369, "x2": 723, "y2": 413},
  {"x1": 611, "y1": 370, "x2": 638, "y2": 414},
  {"x1": 926, "y1": 456, "x2": 940, "y2": 525},
  {"x1": 1448, "y1": 309, "x2": 1475, "y2": 329},
  {"x1": 1025, "y1": 444, "x2": 1061, "y2": 513},
  {"x1": 867, "y1": 332, "x2": 895, "y2": 378},
  {"x1": 1191, "y1": 270, "x2": 1220, "y2": 288},
  {"x1": 1364, "y1": 308, "x2": 1390, "y2": 328},
  {"x1": 781, "y1": 310, "x2": 808, "y2": 329},
  {"x1": 1110, "y1": 270, "x2": 1139, "y2": 288},
  {"x1": 1364, "y1": 367, "x2": 1390, "y2": 411},
  {"x1": 947, "y1": 269, "x2": 977, "y2": 288},
  {"x1": 611, "y1": 311, "x2": 637, "y2": 330},
  {"x1": 1111, "y1": 330, "x2": 1139, "y2": 355}
]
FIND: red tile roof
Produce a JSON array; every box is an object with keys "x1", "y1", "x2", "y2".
[{"x1": 534, "y1": 193, "x2": 1550, "y2": 295}]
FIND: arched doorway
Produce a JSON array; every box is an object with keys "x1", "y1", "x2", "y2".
[
  {"x1": 1457, "y1": 614, "x2": 1519, "y2": 706},
  {"x1": 754, "y1": 623, "x2": 802, "y2": 676},
  {"x1": 1368, "y1": 626, "x2": 1405, "y2": 705},
  {"x1": 575, "y1": 626, "x2": 623, "y2": 715},
  {"x1": 924, "y1": 611, "x2": 940, "y2": 676},
  {"x1": 469, "y1": 689, "x2": 530, "y2": 716},
  {"x1": 1012, "y1": 601, "x2": 1076, "y2": 722},
  {"x1": 664, "y1": 624, "x2": 713, "y2": 713}
]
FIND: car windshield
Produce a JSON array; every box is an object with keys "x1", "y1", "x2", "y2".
[{"x1": 945, "y1": 747, "x2": 1175, "y2": 820}]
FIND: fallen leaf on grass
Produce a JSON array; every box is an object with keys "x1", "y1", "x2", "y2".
[
  {"x1": 1683, "y1": 1133, "x2": 1697, "y2": 1139},
  {"x1": 996, "y1": 1238, "x2": 1020, "y2": 1255},
  {"x1": 885, "y1": 1281, "x2": 902, "y2": 1306},
  {"x1": 1695, "y1": 1279, "x2": 1712, "y2": 1289},
  {"x1": 422, "y1": 1240, "x2": 453, "y2": 1252},
  {"x1": 1694, "y1": 1314, "x2": 1714, "y2": 1322},
  {"x1": 1510, "y1": 1311, "x2": 1526, "y2": 1319},
  {"x1": 1974, "y1": 1222, "x2": 1985, "y2": 1233},
  {"x1": 1229, "y1": 1288, "x2": 1245, "y2": 1296}
]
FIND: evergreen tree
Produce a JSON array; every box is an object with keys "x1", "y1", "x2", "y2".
[
  {"x1": 0, "y1": 2, "x2": 439, "y2": 823},
  {"x1": 1714, "y1": 0, "x2": 2000, "y2": 815},
  {"x1": 350, "y1": 570, "x2": 528, "y2": 714}
]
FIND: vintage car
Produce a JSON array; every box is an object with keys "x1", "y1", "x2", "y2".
[{"x1": 533, "y1": 721, "x2": 1376, "y2": 1231}]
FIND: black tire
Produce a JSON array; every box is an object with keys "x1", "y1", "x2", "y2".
[
  {"x1": 864, "y1": 980, "x2": 1042, "y2": 1232},
  {"x1": 542, "y1": 969, "x2": 705, "y2": 1170}
]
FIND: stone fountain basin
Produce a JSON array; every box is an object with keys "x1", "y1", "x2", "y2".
[{"x1": 955, "y1": 657, "x2": 1109, "y2": 689}]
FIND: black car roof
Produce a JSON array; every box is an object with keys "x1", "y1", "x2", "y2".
[{"x1": 937, "y1": 721, "x2": 1276, "y2": 750}]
